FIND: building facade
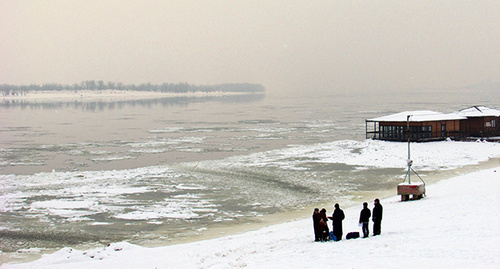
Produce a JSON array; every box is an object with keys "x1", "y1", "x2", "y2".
[{"x1": 366, "y1": 106, "x2": 500, "y2": 142}]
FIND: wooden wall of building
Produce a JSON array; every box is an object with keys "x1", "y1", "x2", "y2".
[
  {"x1": 460, "y1": 116, "x2": 500, "y2": 137},
  {"x1": 378, "y1": 120, "x2": 462, "y2": 141}
]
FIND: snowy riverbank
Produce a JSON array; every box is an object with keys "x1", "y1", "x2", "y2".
[
  {"x1": 1, "y1": 90, "x2": 249, "y2": 103},
  {"x1": 4, "y1": 164, "x2": 499, "y2": 268}
]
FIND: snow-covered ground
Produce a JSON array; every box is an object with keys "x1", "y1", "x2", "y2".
[
  {"x1": 1, "y1": 90, "x2": 246, "y2": 103},
  {"x1": 4, "y1": 163, "x2": 499, "y2": 268}
]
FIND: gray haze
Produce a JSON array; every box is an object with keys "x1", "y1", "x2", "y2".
[{"x1": 1, "y1": 0, "x2": 499, "y2": 94}]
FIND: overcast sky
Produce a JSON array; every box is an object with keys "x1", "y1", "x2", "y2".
[{"x1": 1, "y1": 1, "x2": 498, "y2": 94}]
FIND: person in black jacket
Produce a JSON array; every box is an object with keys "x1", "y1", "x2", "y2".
[
  {"x1": 329, "y1": 203, "x2": 345, "y2": 241},
  {"x1": 312, "y1": 208, "x2": 321, "y2": 241},
  {"x1": 359, "y1": 202, "x2": 371, "y2": 238},
  {"x1": 372, "y1": 198, "x2": 383, "y2": 236}
]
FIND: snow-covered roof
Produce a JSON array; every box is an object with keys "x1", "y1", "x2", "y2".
[
  {"x1": 367, "y1": 110, "x2": 466, "y2": 122},
  {"x1": 455, "y1": 106, "x2": 500, "y2": 117}
]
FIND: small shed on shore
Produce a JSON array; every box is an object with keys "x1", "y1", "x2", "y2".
[
  {"x1": 456, "y1": 106, "x2": 500, "y2": 138},
  {"x1": 366, "y1": 111, "x2": 466, "y2": 142}
]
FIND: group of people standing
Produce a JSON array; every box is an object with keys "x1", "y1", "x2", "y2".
[{"x1": 313, "y1": 198, "x2": 383, "y2": 242}]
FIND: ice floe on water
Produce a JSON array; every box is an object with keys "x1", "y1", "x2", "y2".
[
  {"x1": 126, "y1": 137, "x2": 205, "y2": 148},
  {"x1": 0, "y1": 139, "x2": 499, "y2": 255},
  {"x1": 8, "y1": 167, "x2": 498, "y2": 269},
  {"x1": 226, "y1": 139, "x2": 500, "y2": 171},
  {"x1": 91, "y1": 155, "x2": 135, "y2": 162}
]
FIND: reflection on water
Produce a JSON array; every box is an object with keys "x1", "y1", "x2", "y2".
[{"x1": 0, "y1": 93, "x2": 266, "y2": 111}]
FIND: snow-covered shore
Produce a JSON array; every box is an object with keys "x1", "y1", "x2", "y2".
[
  {"x1": 1, "y1": 90, "x2": 247, "y2": 103},
  {"x1": 4, "y1": 164, "x2": 499, "y2": 268}
]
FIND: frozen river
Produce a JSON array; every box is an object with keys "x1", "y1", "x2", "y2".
[{"x1": 1, "y1": 88, "x2": 498, "y2": 262}]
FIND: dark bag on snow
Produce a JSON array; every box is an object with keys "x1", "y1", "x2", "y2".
[{"x1": 346, "y1": 232, "x2": 360, "y2": 239}]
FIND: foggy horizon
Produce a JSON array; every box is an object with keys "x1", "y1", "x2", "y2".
[{"x1": 1, "y1": 1, "x2": 499, "y2": 94}]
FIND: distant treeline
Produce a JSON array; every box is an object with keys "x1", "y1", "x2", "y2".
[{"x1": 0, "y1": 81, "x2": 265, "y2": 96}]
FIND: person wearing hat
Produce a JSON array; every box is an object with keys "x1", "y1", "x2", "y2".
[{"x1": 372, "y1": 198, "x2": 383, "y2": 236}]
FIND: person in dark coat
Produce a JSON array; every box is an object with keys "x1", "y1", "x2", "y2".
[
  {"x1": 318, "y1": 208, "x2": 330, "y2": 241},
  {"x1": 372, "y1": 198, "x2": 383, "y2": 236},
  {"x1": 359, "y1": 202, "x2": 371, "y2": 238},
  {"x1": 329, "y1": 203, "x2": 345, "y2": 241},
  {"x1": 312, "y1": 208, "x2": 321, "y2": 241}
]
